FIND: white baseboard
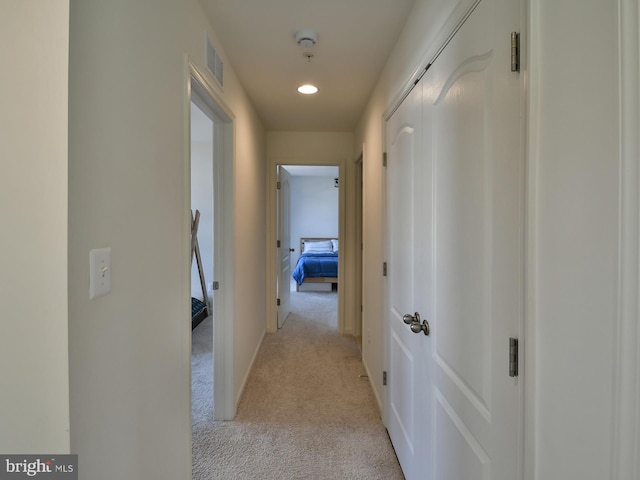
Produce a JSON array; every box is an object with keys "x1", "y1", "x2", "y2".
[{"x1": 235, "y1": 329, "x2": 266, "y2": 410}]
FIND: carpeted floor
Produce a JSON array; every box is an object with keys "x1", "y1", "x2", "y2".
[{"x1": 191, "y1": 288, "x2": 404, "y2": 479}]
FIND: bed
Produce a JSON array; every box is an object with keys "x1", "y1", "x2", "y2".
[{"x1": 291, "y1": 238, "x2": 338, "y2": 291}]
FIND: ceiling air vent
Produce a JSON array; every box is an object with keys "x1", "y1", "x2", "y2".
[{"x1": 206, "y1": 35, "x2": 224, "y2": 88}]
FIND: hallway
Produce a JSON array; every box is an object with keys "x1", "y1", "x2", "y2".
[
  {"x1": 192, "y1": 289, "x2": 403, "y2": 479},
  {"x1": 8, "y1": 2, "x2": 639, "y2": 479}
]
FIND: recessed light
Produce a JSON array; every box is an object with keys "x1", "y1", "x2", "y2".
[{"x1": 298, "y1": 84, "x2": 318, "y2": 95}]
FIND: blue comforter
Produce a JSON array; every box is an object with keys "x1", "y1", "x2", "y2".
[{"x1": 291, "y1": 253, "x2": 338, "y2": 285}]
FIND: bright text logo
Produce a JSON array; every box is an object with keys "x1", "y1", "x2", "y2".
[{"x1": 0, "y1": 456, "x2": 77, "y2": 480}]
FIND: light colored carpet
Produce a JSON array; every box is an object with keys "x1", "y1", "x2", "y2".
[{"x1": 191, "y1": 289, "x2": 404, "y2": 480}]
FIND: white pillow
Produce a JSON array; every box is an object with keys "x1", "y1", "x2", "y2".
[
  {"x1": 331, "y1": 239, "x2": 339, "y2": 252},
  {"x1": 304, "y1": 240, "x2": 333, "y2": 254}
]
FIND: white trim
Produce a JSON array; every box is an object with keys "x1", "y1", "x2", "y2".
[
  {"x1": 338, "y1": 160, "x2": 348, "y2": 334},
  {"x1": 516, "y1": 4, "x2": 529, "y2": 479},
  {"x1": 612, "y1": 0, "x2": 640, "y2": 477},
  {"x1": 187, "y1": 59, "x2": 237, "y2": 420},
  {"x1": 182, "y1": 56, "x2": 194, "y2": 465},
  {"x1": 381, "y1": 115, "x2": 391, "y2": 429},
  {"x1": 524, "y1": 0, "x2": 540, "y2": 478},
  {"x1": 235, "y1": 331, "x2": 266, "y2": 407},
  {"x1": 353, "y1": 151, "x2": 364, "y2": 339}
]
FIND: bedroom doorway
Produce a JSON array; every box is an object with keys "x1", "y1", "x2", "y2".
[
  {"x1": 190, "y1": 98, "x2": 215, "y2": 431},
  {"x1": 188, "y1": 67, "x2": 235, "y2": 425},
  {"x1": 277, "y1": 165, "x2": 340, "y2": 331}
]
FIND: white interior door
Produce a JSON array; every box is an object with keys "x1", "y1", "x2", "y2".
[
  {"x1": 385, "y1": 0, "x2": 523, "y2": 478},
  {"x1": 277, "y1": 166, "x2": 292, "y2": 328},
  {"x1": 385, "y1": 79, "x2": 433, "y2": 480},
  {"x1": 428, "y1": 0, "x2": 522, "y2": 477}
]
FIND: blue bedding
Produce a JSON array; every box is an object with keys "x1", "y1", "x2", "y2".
[{"x1": 292, "y1": 252, "x2": 338, "y2": 285}]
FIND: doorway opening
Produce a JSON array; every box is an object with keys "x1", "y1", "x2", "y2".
[
  {"x1": 190, "y1": 98, "x2": 215, "y2": 432},
  {"x1": 276, "y1": 165, "x2": 340, "y2": 331},
  {"x1": 188, "y1": 66, "x2": 235, "y2": 435}
]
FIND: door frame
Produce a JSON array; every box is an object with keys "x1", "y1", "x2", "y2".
[
  {"x1": 525, "y1": 1, "x2": 640, "y2": 478},
  {"x1": 265, "y1": 157, "x2": 347, "y2": 334},
  {"x1": 612, "y1": 0, "x2": 640, "y2": 476},
  {"x1": 186, "y1": 59, "x2": 236, "y2": 420},
  {"x1": 354, "y1": 151, "x2": 364, "y2": 340}
]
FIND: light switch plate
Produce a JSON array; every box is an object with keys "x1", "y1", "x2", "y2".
[{"x1": 89, "y1": 248, "x2": 111, "y2": 299}]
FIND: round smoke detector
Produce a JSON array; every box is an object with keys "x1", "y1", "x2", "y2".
[{"x1": 295, "y1": 29, "x2": 318, "y2": 49}]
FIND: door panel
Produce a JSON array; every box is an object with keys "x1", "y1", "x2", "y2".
[
  {"x1": 427, "y1": 0, "x2": 522, "y2": 478},
  {"x1": 385, "y1": 0, "x2": 522, "y2": 478},
  {"x1": 434, "y1": 390, "x2": 491, "y2": 480},
  {"x1": 386, "y1": 79, "x2": 432, "y2": 480},
  {"x1": 389, "y1": 330, "x2": 415, "y2": 448},
  {"x1": 277, "y1": 166, "x2": 292, "y2": 328},
  {"x1": 434, "y1": 61, "x2": 493, "y2": 416}
]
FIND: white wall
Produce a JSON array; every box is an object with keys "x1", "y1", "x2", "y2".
[
  {"x1": 68, "y1": 1, "x2": 265, "y2": 478},
  {"x1": 232, "y1": 90, "x2": 267, "y2": 409},
  {"x1": 528, "y1": 1, "x2": 637, "y2": 478},
  {"x1": 190, "y1": 113, "x2": 214, "y2": 302},
  {"x1": 267, "y1": 132, "x2": 354, "y2": 164},
  {"x1": 289, "y1": 175, "x2": 339, "y2": 267},
  {"x1": 0, "y1": 0, "x2": 70, "y2": 454}
]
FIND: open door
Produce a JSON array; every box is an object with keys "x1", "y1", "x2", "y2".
[{"x1": 276, "y1": 166, "x2": 292, "y2": 328}]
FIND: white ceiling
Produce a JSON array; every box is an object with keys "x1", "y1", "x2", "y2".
[{"x1": 199, "y1": 0, "x2": 416, "y2": 132}]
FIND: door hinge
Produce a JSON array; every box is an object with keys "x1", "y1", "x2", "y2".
[
  {"x1": 276, "y1": 181, "x2": 281, "y2": 190},
  {"x1": 511, "y1": 32, "x2": 520, "y2": 72},
  {"x1": 383, "y1": 371, "x2": 388, "y2": 386},
  {"x1": 509, "y1": 337, "x2": 519, "y2": 377},
  {"x1": 383, "y1": 262, "x2": 388, "y2": 277},
  {"x1": 383, "y1": 152, "x2": 388, "y2": 167},
  {"x1": 277, "y1": 298, "x2": 281, "y2": 307},
  {"x1": 212, "y1": 281, "x2": 220, "y2": 291},
  {"x1": 277, "y1": 240, "x2": 281, "y2": 248}
]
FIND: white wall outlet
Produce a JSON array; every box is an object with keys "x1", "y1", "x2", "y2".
[{"x1": 89, "y1": 248, "x2": 111, "y2": 299}]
